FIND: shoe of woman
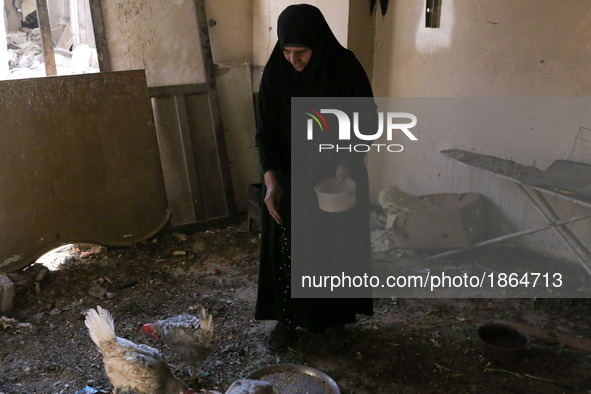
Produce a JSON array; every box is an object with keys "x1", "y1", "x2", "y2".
[
  {"x1": 326, "y1": 325, "x2": 351, "y2": 355},
  {"x1": 265, "y1": 322, "x2": 294, "y2": 351}
]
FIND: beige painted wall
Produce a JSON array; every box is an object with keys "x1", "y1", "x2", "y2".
[
  {"x1": 368, "y1": 0, "x2": 591, "y2": 261},
  {"x1": 96, "y1": 0, "x2": 591, "y2": 261},
  {"x1": 4, "y1": 0, "x2": 21, "y2": 32},
  {"x1": 216, "y1": 64, "x2": 259, "y2": 212},
  {"x1": 100, "y1": 0, "x2": 258, "y2": 215},
  {"x1": 372, "y1": 0, "x2": 591, "y2": 97},
  {"x1": 347, "y1": 0, "x2": 375, "y2": 81},
  {"x1": 101, "y1": 0, "x2": 204, "y2": 87},
  {"x1": 206, "y1": 0, "x2": 253, "y2": 65},
  {"x1": 101, "y1": 0, "x2": 252, "y2": 87},
  {"x1": 21, "y1": 0, "x2": 35, "y2": 17}
]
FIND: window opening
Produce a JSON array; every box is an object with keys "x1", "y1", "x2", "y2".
[{"x1": 2, "y1": 0, "x2": 99, "y2": 80}]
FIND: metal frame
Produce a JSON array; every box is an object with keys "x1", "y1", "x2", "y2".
[{"x1": 430, "y1": 149, "x2": 591, "y2": 276}]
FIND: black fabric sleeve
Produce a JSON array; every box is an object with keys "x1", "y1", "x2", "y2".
[{"x1": 255, "y1": 67, "x2": 283, "y2": 175}]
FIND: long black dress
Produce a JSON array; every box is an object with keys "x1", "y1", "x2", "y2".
[{"x1": 255, "y1": 4, "x2": 374, "y2": 333}]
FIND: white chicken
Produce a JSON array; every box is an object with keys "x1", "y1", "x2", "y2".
[
  {"x1": 142, "y1": 308, "x2": 215, "y2": 377},
  {"x1": 85, "y1": 305, "x2": 196, "y2": 394}
]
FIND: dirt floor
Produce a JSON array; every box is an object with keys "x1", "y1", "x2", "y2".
[{"x1": 1, "y1": 218, "x2": 591, "y2": 394}]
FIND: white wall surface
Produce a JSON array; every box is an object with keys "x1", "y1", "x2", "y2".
[
  {"x1": 102, "y1": 0, "x2": 204, "y2": 87},
  {"x1": 368, "y1": 0, "x2": 591, "y2": 262}
]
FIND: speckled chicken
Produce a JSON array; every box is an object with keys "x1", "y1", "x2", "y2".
[
  {"x1": 85, "y1": 305, "x2": 195, "y2": 394},
  {"x1": 142, "y1": 308, "x2": 215, "y2": 377}
]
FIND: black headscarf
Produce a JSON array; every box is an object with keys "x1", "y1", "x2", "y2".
[
  {"x1": 256, "y1": 4, "x2": 374, "y2": 173},
  {"x1": 276, "y1": 4, "x2": 343, "y2": 51}
]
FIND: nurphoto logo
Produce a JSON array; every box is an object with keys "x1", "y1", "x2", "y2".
[{"x1": 305, "y1": 108, "x2": 418, "y2": 152}]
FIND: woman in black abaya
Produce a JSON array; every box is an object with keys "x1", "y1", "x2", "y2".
[{"x1": 255, "y1": 4, "x2": 374, "y2": 353}]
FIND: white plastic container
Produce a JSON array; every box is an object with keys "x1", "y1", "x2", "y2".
[{"x1": 314, "y1": 178, "x2": 356, "y2": 213}]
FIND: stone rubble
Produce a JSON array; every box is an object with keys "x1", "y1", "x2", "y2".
[{"x1": 5, "y1": 28, "x2": 100, "y2": 79}]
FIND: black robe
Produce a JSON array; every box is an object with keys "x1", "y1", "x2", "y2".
[{"x1": 255, "y1": 4, "x2": 374, "y2": 333}]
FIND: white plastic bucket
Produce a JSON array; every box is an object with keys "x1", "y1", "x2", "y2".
[{"x1": 314, "y1": 178, "x2": 356, "y2": 213}]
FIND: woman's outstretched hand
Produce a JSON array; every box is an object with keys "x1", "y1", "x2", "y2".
[
  {"x1": 264, "y1": 170, "x2": 283, "y2": 224},
  {"x1": 336, "y1": 164, "x2": 350, "y2": 184}
]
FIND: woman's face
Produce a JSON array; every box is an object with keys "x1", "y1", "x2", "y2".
[{"x1": 282, "y1": 46, "x2": 313, "y2": 72}]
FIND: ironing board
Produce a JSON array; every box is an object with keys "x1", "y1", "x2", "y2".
[{"x1": 429, "y1": 149, "x2": 591, "y2": 276}]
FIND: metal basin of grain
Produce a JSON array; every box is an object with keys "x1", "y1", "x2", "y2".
[{"x1": 246, "y1": 363, "x2": 340, "y2": 393}]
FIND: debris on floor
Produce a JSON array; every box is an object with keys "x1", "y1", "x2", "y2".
[
  {"x1": 0, "y1": 275, "x2": 14, "y2": 312},
  {"x1": 1, "y1": 223, "x2": 591, "y2": 393},
  {"x1": 378, "y1": 184, "x2": 439, "y2": 229},
  {"x1": 0, "y1": 315, "x2": 32, "y2": 331}
]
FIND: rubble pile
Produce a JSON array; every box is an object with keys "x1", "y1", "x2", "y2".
[
  {"x1": 6, "y1": 28, "x2": 45, "y2": 78},
  {"x1": 6, "y1": 28, "x2": 100, "y2": 79}
]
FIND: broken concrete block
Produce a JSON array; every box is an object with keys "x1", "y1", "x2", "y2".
[
  {"x1": 390, "y1": 193, "x2": 487, "y2": 249},
  {"x1": 0, "y1": 274, "x2": 15, "y2": 312}
]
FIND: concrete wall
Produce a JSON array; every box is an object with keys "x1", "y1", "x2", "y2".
[
  {"x1": 92, "y1": 0, "x2": 591, "y2": 260},
  {"x1": 368, "y1": 0, "x2": 591, "y2": 261},
  {"x1": 206, "y1": 0, "x2": 258, "y2": 213},
  {"x1": 372, "y1": 0, "x2": 591, "y2": 97},
  {"x1": 101, "y1": 0, "x2": 204, "y2": 87},
  {"x1": 0, "y1": 0, "x2": 7, "y2": 76},
  {"x1": 347, "y1": 0, "x2": 375, "y2": 82},
  {"x1": 4, "y1": 0, "x2": 21, "y2": 32},
  {"x1": 216, "y1": 64, "x2": 259, "y2": 212},
  {"x1": 21, "y1": 0, "x2": 35, "y2": 18},
  {"x1": 206, "y1": 0, "x2": 253, "y2": 65},
  {"x1": 100, "y1": 0, "x2": 258, "y2": 214},
  {"x1": 101, "y1": 0, "x2": 253, "y2": 87}
]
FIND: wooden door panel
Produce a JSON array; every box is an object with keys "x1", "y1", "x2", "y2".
[
  {"x1": 150, "y1": 84, "x2": 234, "y2": 227},
  {"x1": 0, "y1": 70, "x2": 169, "y2": 272}
]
